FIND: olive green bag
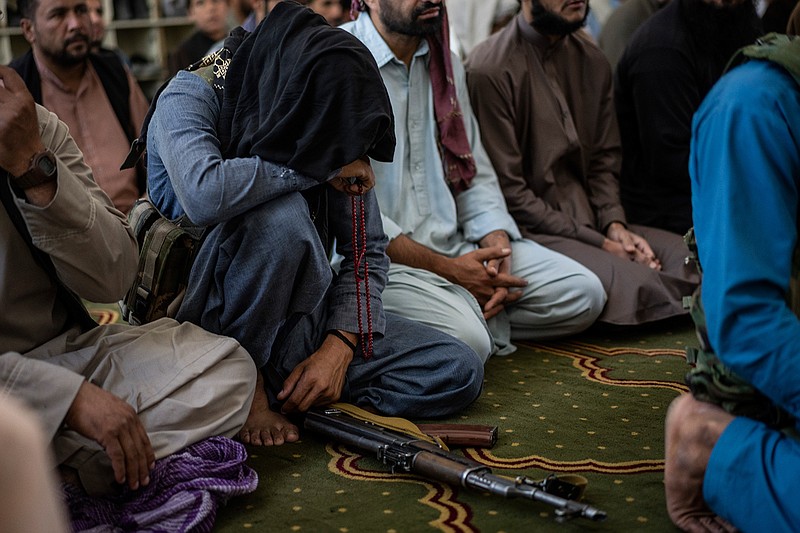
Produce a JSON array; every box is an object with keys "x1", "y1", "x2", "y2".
[{"x1": 119, "y1": 198, "x2": 205, "y2": 326}]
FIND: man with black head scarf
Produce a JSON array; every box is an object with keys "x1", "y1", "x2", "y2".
[
  {"x1": 465, "y1": 0, "x2": 698, "y2": 327},
  {"x1": 614, "y1": 0, "x2": 762, "y2": 235},
  {"x1": 147, "y1": 1, "x2": 484, "y2": 446}
]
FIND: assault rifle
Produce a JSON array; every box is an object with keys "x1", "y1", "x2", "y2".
[{"x1": 304, "y1": 407, "x2": 607, "y2": 522}]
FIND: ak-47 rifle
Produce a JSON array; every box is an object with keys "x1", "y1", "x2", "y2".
[{"x1": 304, "y1": 407, "x2": 607, "y2": 522}]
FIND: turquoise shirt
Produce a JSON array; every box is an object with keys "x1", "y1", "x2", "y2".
[{"x1": 691, "y1": 59, "x2": 800, "y2": 531}]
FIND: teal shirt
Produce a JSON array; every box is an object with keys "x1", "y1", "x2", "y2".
[{"x1": 691, "y1": 59, "x2": 800, "y2": 531}]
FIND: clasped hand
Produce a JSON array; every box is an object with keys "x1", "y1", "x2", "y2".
[
  {"x1": 328, "y1": 158, "x2": 375, "y2": 196},
  {"x1": 450, "y1": 246, "x2": 527, "y2": 320},
  {"x1": 604, "y1": 222, "x2": 661, "y2": 270}
]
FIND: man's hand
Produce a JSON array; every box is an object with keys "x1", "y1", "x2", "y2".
[
  {"x1": 0, "y1": 66, "x2": 45, "y2": 177},
  {"x1": 478, "y1": 230, "x2": 524, "y2": 319},
  {"x1": 447, "y1": 246, "x2": 527, "y2": 318},
  {"x1": 604, "y1": 222, "x2": 661, "y2": 270},
  {"x1": 0, "y1": 66, "x2": 58, "y2": 206},
  {"x1": 328, "y1": 159, "x2": 375, "y2": 196},
  {"x1": 277, "y1": 333, "x2": 355, "y2": 413},
  {"x1": 64, "y1": 381, "x2": 155, "y2": 491},
  {"x1": 665, "y1": 394, "x2": 737, "y2": 533}
]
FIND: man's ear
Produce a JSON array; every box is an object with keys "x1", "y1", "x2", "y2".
[{"x1": 20, "y1": 18, "x2": 36, "y2": 45}]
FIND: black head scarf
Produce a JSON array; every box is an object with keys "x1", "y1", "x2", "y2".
[{"x1": 217, "y1": 1, "x2": 396, "y2": 181}]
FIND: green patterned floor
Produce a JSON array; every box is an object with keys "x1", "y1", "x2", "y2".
[{"x1": 210, "y1": 321, "x2": 693, "y2": 533}]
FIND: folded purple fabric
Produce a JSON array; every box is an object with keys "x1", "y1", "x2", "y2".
[{"x1": 65, "y1": 437, "x2": 258, "y2": 532}]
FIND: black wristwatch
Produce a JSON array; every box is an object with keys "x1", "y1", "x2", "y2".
[{"x1": 12, "y1": 149, "x2": 58, "y2": 190}]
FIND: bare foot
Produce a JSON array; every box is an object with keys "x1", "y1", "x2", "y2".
[
  {"x1": 664, "y1": 394, "x2": 737, "y2": 532},
  {"x1": 239, "y1": 372, "x2": 300, "y2": 446}
]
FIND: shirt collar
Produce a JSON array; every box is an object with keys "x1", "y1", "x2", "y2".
[
  {"x1": 516, "y1": 10, "x2": 565, "y2": 56},
  {"x1": 352, "y1": 12, "x2": 430, "y2": 69}
]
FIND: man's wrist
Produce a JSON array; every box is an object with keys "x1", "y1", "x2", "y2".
[
  {"x1": 327, "y1": 329, "x2": 358, "y2": 353},
  {"x1": 11, "y1": 149, "x2": 58, "y2": 190}
]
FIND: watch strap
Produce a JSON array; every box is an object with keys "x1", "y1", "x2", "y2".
[{"x1": 13, "y1": 149, "x2": 57, "y2": 190}]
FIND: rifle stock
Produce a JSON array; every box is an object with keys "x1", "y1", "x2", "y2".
[{"x1": 304, "y1": 407, "x2": 607, "y2": 522}]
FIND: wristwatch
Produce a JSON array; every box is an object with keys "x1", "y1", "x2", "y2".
[{"x1": 12, "y1": 149, "x2": 58, "y2": 189}]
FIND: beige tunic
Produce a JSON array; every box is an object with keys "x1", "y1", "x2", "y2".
[{"x1": 0, "y1": 106, "x2": 255, "y2": 495}]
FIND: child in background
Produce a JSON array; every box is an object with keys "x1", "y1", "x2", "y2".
[{"x1": 168, "y1": 0, "x2": 230, "y2": 75}]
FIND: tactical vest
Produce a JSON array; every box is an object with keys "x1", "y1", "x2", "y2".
[{"x1": 685, "y1": 34, "x2": 800, "y2": 428}]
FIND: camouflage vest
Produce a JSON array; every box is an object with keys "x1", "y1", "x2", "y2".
[{"x1": 685, "y1": 34, "x2": 800, "y2": 428}]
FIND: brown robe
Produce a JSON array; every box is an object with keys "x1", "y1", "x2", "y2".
[{"x1": 466, "y1": 14, "x2": 698, "y2": 325}]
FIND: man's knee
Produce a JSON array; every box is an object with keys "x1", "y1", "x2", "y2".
[
  {"x1": 427, "y1": 339, "x2": 485, "y2": 417},
  {"x1": 521, "y1": 267, "x2": 606, "y2": 332},
  {"x1": 232, "y1": 193, "x2": 321, "y2": 248},
  {"x1": 568, "y1": 270, "x2": 606, "y2": 326},
  {"x1": 450, "y1": 314, "x2": 493, "y2": 363}
]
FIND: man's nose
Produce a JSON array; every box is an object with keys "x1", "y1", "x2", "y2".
[{"x1": 65, "y1": 10, "x2": 87, "y2": 30}]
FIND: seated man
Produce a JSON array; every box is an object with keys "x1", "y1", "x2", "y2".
[
  {"x1": 147, "y1": 2, "x2": 484, "y2": 445},
  {"x1": 0, "y1": 65, "x2": 255, "y2": 496},
  {"x1": 12, "y1": 0, "x2": 150, "y2": 214},
  {"x1": 664, "y1": 41, "x2": 800, "y2": 532},
  {"x1": 466, "y1": 0, "x2": 698, "y2": 327},
  {"x1": 613, "y1": 0, "x2": 761, "y2": 234},
  {"x1": 342, "y1": 0, "x2": 606, "y2": 363}
]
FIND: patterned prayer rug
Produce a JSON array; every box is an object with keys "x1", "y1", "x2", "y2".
[{"x1": 206, "y1": 319, "x2": 696, "y2": 533}]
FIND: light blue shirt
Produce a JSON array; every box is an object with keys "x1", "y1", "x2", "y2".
[{"x1": 342, "y1": 14, "x2": 521, "y2": 257}]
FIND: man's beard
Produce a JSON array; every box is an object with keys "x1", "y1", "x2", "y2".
[
  {"x1": 378, "y1": 0, "x2": 443, "y2": 36},
  {"x1": 684, "y1": 0, "x2": 762, "y2": 68},
  {"x1": 530, "y1": 0, "x2": 590, "y2": 37},
  {"x1": 42, "y1": 35, "x2": 90, "y2": 66}
]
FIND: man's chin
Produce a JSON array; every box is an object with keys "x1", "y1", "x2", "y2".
[{"x1": 60, "y1": 49, "x2": 91, "y2": 65}]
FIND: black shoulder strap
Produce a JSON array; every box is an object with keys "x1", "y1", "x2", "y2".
[
  {"x1": 0, "y1": 176, "x2": 97, "y2": 333},
  {"x1": 120, "y1": 29, "x2": 245, "y2": 172},
  {"x1": 88, "y1": 52, "x2": 148, "y2": 195},
  {"x1": 9, "y1": 49, "x2": 43, "y2": 104},
  {"x1": 89, "y1": 51, "x2": 133, "y2": 141}
]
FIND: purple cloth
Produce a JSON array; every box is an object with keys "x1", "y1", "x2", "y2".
[{"x1": 65, "y1": 437, "x2": 258, "y2": 533}]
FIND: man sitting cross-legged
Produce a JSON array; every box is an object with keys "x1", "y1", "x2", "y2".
[
  {"x1": 465, "y1": 0, "x2": 698, "y2": 328},
  {"x1": 0, "y1": 64, "x2": 255, "y2": 497},
  {"x1": 146, "y1": 1, "x2": 485, "y2": 445},
  {"x1": 342, "y1": 0, "x2": 607, "y2": 363},
  {"x1": 664, "y1": 42, "x2": 800, "y2": 532}
]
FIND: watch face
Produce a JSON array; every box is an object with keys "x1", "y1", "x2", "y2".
[{"x1": 37, "y1": 153, "x2": 57, "y2": 175}]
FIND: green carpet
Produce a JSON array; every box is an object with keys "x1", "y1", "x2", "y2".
[{"x1": 86, "y1": 304, "x2": 690, "y2": 532}]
